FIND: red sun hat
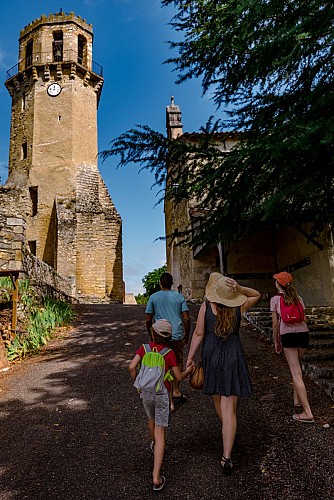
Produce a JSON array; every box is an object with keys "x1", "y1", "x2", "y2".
[{"x1": 273, "y1": 271, "x2": 293, "y2": 286}]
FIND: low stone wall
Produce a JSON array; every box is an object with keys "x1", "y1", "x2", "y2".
[
  {"x1": 0, "y1": 209, "x2": 25, "y2": 272},
  {"x1": 24, "y1": 251, "x2": 75, "y2": 302},
  {"x1": 0, "y1": 200, "x2": 74, "y2": 302}
]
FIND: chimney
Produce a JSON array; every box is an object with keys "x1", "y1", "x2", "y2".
[{"x1": 166, "y1": 96, "x2": 183, "y2": 139}]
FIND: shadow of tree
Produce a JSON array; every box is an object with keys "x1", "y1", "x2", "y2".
[{"x1": 0, "y1": 304, "x2": 332, "y2": 500}]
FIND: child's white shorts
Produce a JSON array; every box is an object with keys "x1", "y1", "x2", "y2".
[{"x1": 142, "y1": 392, "x2": 170, "y2": 427}]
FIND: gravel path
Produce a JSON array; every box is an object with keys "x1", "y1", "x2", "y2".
[{"x1": 0, "y1": 304, "x2": 333, "y2": 500}]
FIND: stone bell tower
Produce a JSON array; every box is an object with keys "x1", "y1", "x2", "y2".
[{"x1": 4, "y1": 12, "x2": 123, "y2": 302}]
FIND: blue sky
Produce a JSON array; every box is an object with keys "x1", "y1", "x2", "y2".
[{"x1": 0, "y1": 0, "x2": 217, "y2": 295}]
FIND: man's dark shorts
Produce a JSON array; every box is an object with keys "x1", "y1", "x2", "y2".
[{"x1": 168, "y1": 339, "x2": 184, "y2": 366}]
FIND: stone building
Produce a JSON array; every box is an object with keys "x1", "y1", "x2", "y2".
[
  {"x1": 165, "y1": 99, "x2": 334, "y2": 306},
  {"x1": 2, "y1": 12, "x2": 123, "y2": 303}
]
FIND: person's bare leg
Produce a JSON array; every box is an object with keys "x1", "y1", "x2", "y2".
[
  {"x1": 169, "y1": 390, "x2": 175, "y2": 413},
  {"x1": 152, "y1": 425, "x2": 165, "y2": 486},
  {"x1": 284, "y1": 347, "x2": 313, "y2": 419},
  {"x1": 220, "y1": 396, "x2": 238, "y2": 460},
  {"x1": 293, "y1": 348, "x2": 306, "y2": 406},
  {"x1": 213, "y1": 395, "x2": 222, "y2": 422},
  {"x1": 173, "y1": 360, "x2": 183, "y2": 397},
  {"x1": 148, "y1": 418, "x2": 155, "y2": 454},
  {"x1": 148, "y1": 419, "x2": 155, "y2": 443},
  {"x1": 293, "y1": 386, "x2": 300, "y2": 406}
]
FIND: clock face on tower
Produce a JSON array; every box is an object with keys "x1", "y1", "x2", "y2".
[{"x1": 47, "y1": 83, "x2": 62, "y2": 96}]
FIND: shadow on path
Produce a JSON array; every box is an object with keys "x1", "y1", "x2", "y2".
[{"x1": 0, "y1": 304, "x2": 333, "y2": 499}]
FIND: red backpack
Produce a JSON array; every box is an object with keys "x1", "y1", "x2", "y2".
[{"x1": 278, "y1": 294, "x2": 304, "y2": 324}]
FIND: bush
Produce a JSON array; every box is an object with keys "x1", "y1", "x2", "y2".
[{"x1": 135, "y1": 293, "x2": 148, "y2": 305}]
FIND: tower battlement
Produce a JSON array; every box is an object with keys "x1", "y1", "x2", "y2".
[{"x1": 20, "y1": 12, "x2": 93, "y2": 39}]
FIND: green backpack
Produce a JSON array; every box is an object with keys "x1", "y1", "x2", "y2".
[{"x1": 134, "y1": 344, "x2": 174, "y2": 395}]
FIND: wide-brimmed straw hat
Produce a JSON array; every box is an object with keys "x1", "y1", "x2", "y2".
[
  {"x1": 152, "y1": 319, "x2": 172, "y2": 338},
  {"x1": 205, "y1": 272, "x2": 247, "y2": 307}
]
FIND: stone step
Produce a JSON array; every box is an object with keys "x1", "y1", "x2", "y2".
[
  {"x1": 305, "y1": 306, "x2": 334, "y2": 315},
  {"x1": 251, "y1": 306, "x2": 269, "y2": 312},
  {"x1": 309, "y1": 330, "x2": 334, "y2": 340},
  {"x1": 307, "y1": 322, "x2": 334, "y2": 331},
  {"x1": 306, "y1": 312, "x2": 334, "y2": 319},
  {"x1": 248, "y1": 311, "x2": 334, "y2": 331},
  {"x1": 251, "y1": 312, "x2": 271, "y2": 318},
  {"x1": 253, "y1": 320, "x2": 272, "y2": 328},
  {"x1": 316, "y1": 378, "x2": 334, "y2": 401},
  {"x1": 302, "y1": 362, "x2": 334, "y2": 400},
  {"x1": 309, "y1": 338, "x2": 334, "y2": 350},
  {"x1": 302, "y1": 359, "x2": 334, "y2": 379},
  {"x1": 250, "y1": 319, "x2": 334, "y2": 329},
  {"x1": 303, "y1": 349, "x2": 334, "y2": 363}
]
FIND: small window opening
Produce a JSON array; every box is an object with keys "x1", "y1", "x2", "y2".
[
  {"x1": 22, "y1": 142, "x2": 28, "y2": 160},
  {"x1": 78, "y1": 35, "x2": 86, "y2": 65},
  {"x1": 53, "y1": 31, "x2": 63, "y2": 62},
  {"x1": 28, "y1": 241, "x2": 36, "y2": 256},
  {"x1": 22, "y1": 92, "x2": 26, "y2": 111},
  {"x1": 58, "y1": 115, "x2": 61, "y2": 121},
  {"x1": 25, "y1": 40, "x2": 33, "y2": 68},
  {"x1": 29, "y1": 186, "x2": 38, "y2": 216}
]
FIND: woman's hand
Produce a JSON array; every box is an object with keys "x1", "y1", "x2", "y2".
[
  {"x1": 226, "y1": 278, "x2": 261, "y2": 313},
  {"x1": 274, "y1": 338, "x2": 282, "y2": 355},
  {"x1": 186, "y1": 361, "x2": 195, "y2": 373},
  {"x1": 186, "y1": 357, "x2": 194, "y2": 369},
  {"x1": 225, "y1": 277, "x2": 239, "y2": 293}
]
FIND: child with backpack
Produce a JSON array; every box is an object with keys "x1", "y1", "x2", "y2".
[
  {"x1": 270, "y1": 272, "x2": 314, "y2": 423},
  {"x1": 128, "y1": 319, "x2": 194, "y2": 492}
]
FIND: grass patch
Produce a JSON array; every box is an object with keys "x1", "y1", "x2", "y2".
[{"x1": 0, "y1": 278, "x2": 75, "y2": 361}]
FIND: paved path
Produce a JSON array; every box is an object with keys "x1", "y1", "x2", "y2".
[{"x1": 0, "y1": 304, "x2": 333, "y2": 500}]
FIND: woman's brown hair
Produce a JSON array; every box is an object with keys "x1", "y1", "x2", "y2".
[
  {"x1": 280, "y1": 282, "x2": 299, "y2": 305},
  {"x1": 215, "y1": 303, "x2": 237, "y2": 339}
]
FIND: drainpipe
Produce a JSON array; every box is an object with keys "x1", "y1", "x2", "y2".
[{"x1": 218, "y1": 242, "x2": 227, "y2": 275}]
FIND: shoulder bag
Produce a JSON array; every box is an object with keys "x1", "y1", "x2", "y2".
[{"x1": 189, "y1": 300, "x2": 208, "y2": 390}]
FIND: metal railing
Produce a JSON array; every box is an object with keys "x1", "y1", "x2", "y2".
[{"x1": 6, "y1": 49, "x2": 103, "y2": 79}]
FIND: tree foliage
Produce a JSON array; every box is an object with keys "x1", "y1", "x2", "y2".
[
  {"x1": 101, "y1": 0, "x2": 334, "y2": 246},
  {"x1": 142, "y1": 264, "x2": 167, "y2": 297},
  {"x1": 134, "y1": 293, "x2": 149, "y2": 305}
]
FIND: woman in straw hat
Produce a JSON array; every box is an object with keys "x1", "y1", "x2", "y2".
[
  {"x1": 186, "y1": 273, "x2": 261, "y2": 475},
  {"x1": 271, "y1": 272, "x2": 314, "y2": 423}
]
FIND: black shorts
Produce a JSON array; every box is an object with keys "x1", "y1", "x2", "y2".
[
  {"x1": 281, "y1": 331, "x2": 309, "y2": 349},
  {"x1": 168, "y1": 339, "x2": 184, "y2": 366}
]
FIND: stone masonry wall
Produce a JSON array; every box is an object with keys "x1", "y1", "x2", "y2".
[
  {"x1": 0, "y1": 212, "x2": 25, "y2": 271},
  {"x1": 24, "y1": 250, "x2": 74, "y2": 301},
  {"x1": 75, "y1": 164, "x2": 123, "y2": 303},
  {"x1": 0, "y1": 188, "x2": 25, "y2": 271},
  {"x1": 98, "y1": 177, "x2": 123, "y2": 302},
  {"x1": 0, "y1": 188, "x2": 73, "y2": 301}
]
